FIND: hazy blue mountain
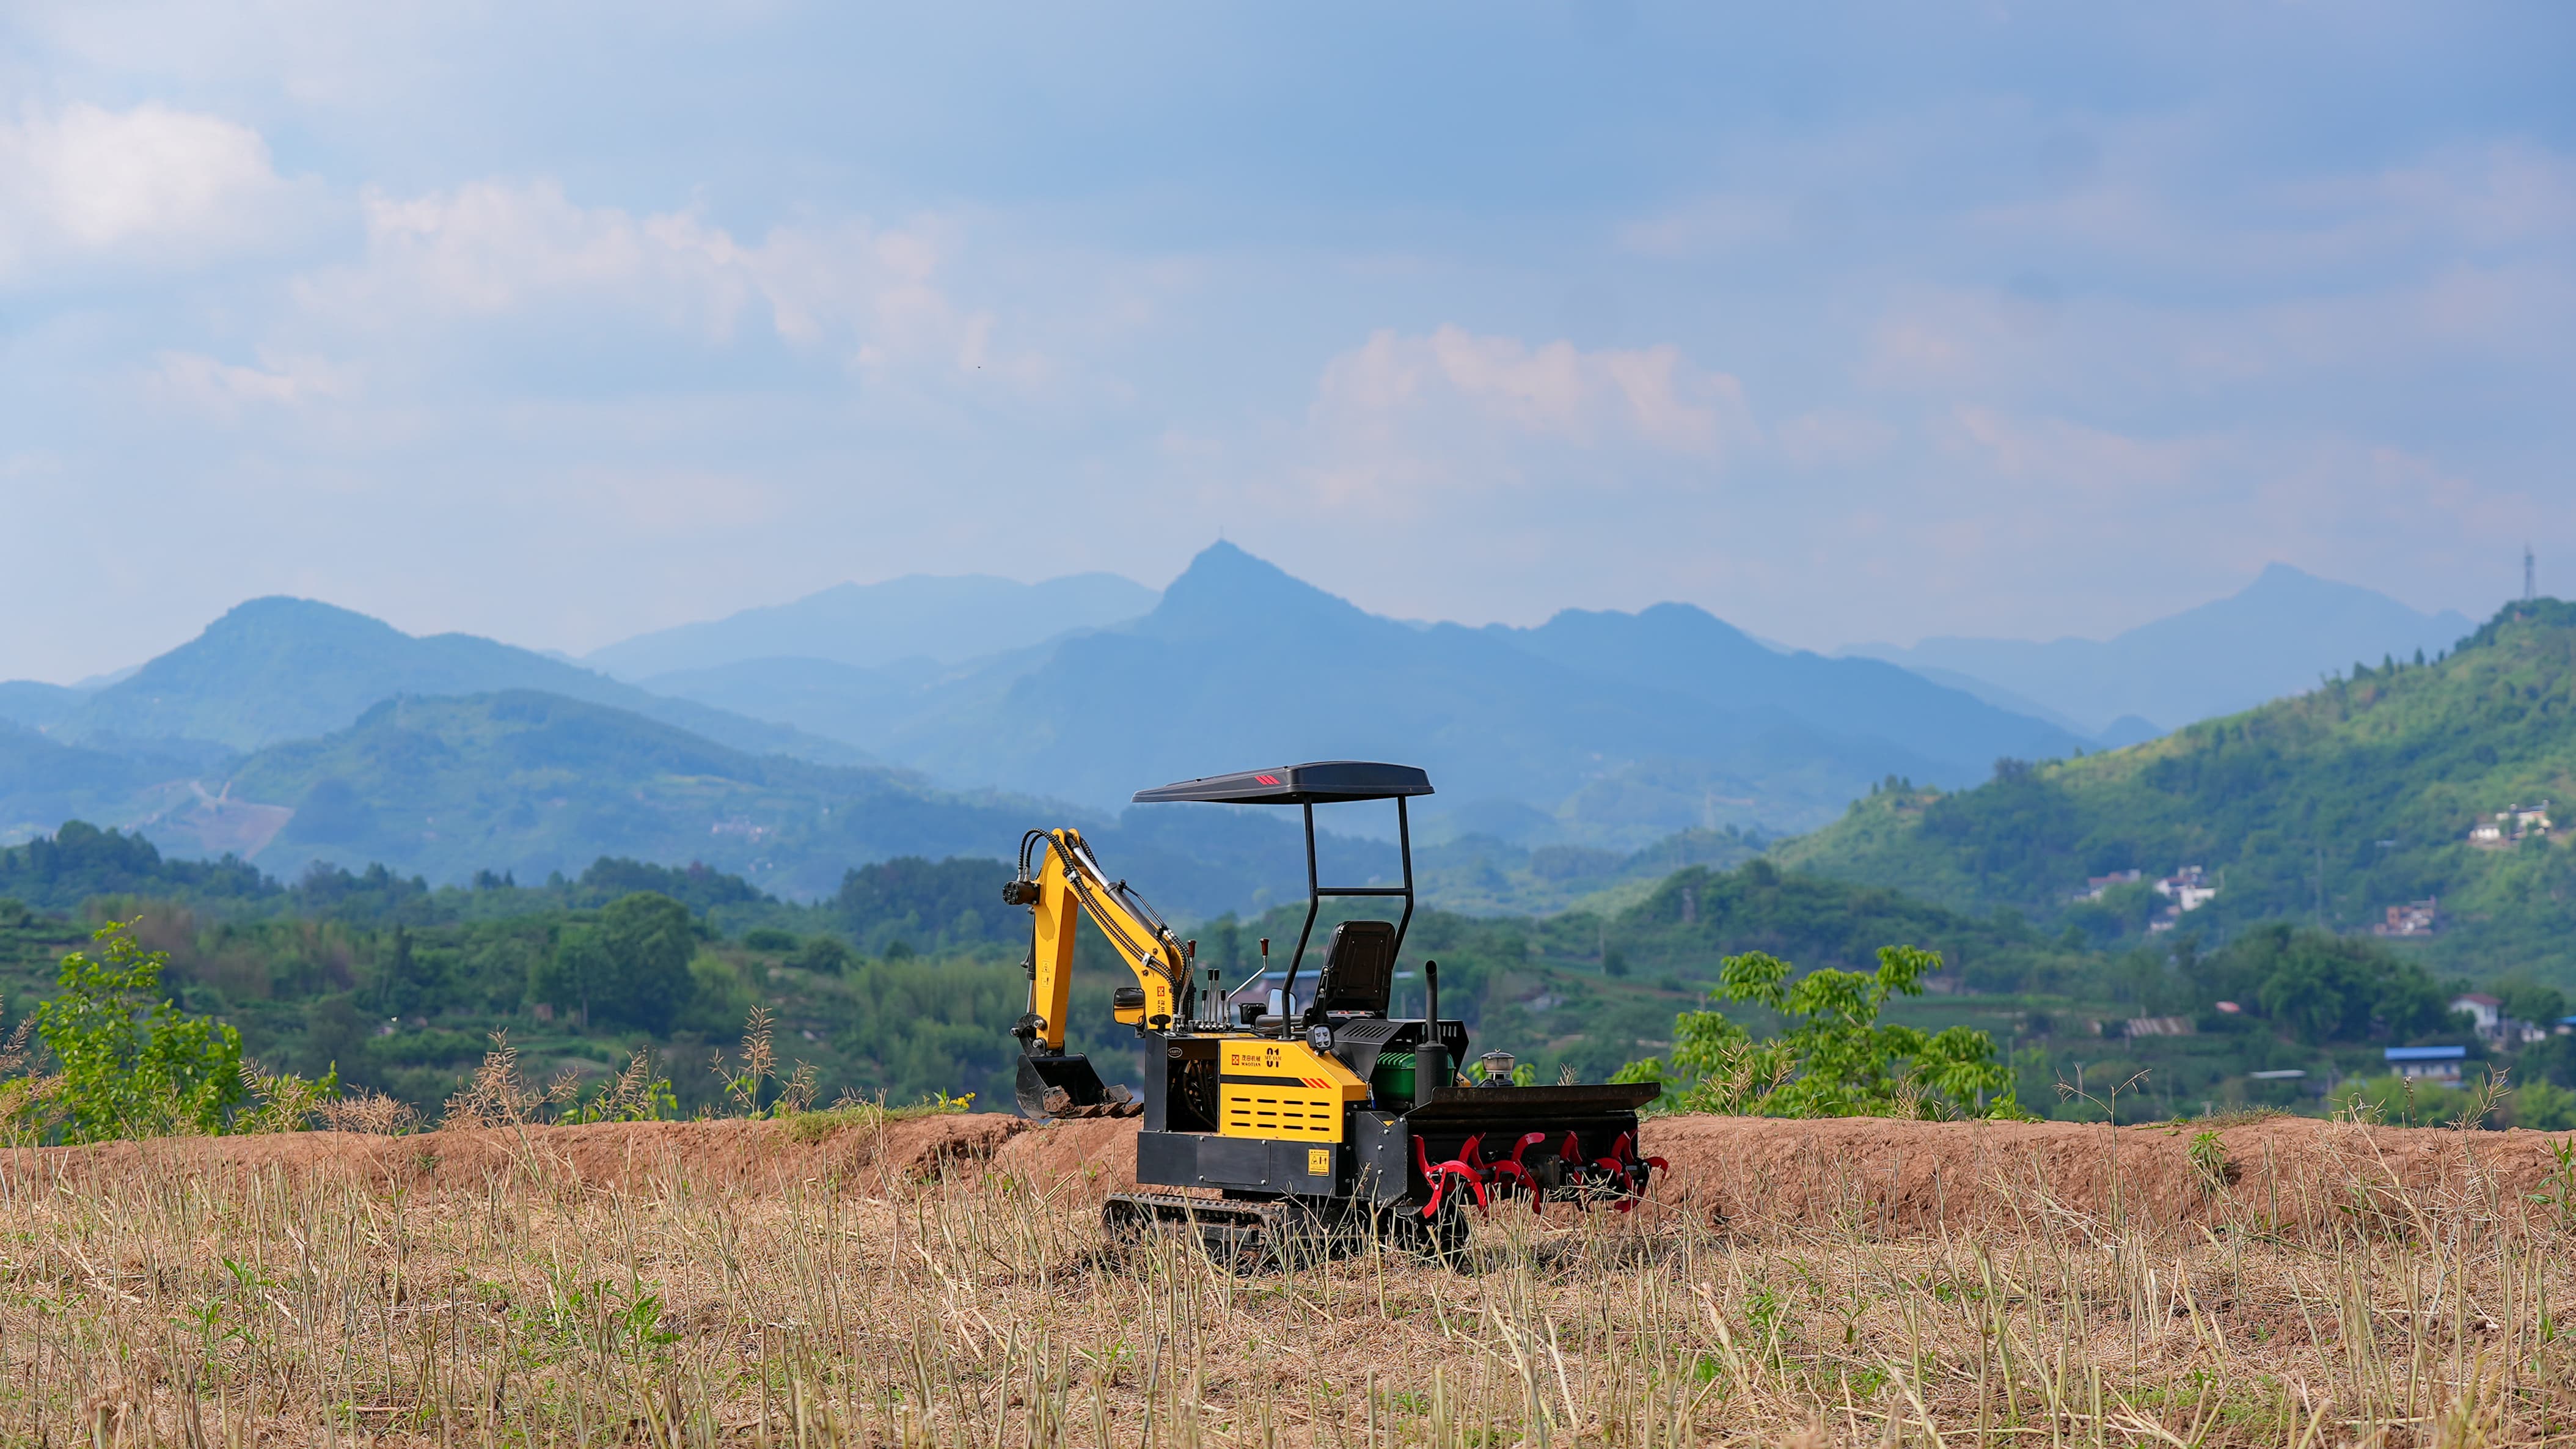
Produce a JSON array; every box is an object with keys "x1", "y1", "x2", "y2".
[
  {"x1": 1495, "y1": 604, "x2": 2082, "y2": 772},
  {"x1": 142, "y1": 689, "x2": 1386, "y2": 916},
  {"x1": 2093, "y1": 716, "x2": 2166, "y2": 749},
  {"x1": 0, "y1": 722, "x2": 176, "y2": 844},
  {"x1": 48, "y1": 597, "x2": 873, "y2": 768},
  {"x1": 1884, "y1": 663, "x2": 2102, "y2": 739},
  {"x1": 637, "y1": 655, "x2": 948, "y2": 748},
  {"x1": 584, "y1": 571, "x2": 1159, "y2": 680},
  {"x1": 685, "y1": 543, "x2": 2079, "y2": 842},
  {"x1": 1847, "y1": 563, "x2": 2477, "y2": 735},
  {"x1": 0, "y1": 681, "x2": 87, "y2": 730}
]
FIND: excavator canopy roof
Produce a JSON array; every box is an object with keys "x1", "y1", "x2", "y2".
[{"x1": 1131, "y1": 760, "x2": 1433, "y2": 805}]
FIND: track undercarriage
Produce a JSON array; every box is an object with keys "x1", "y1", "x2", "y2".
[
  {"x1": 1100, "y1": 1091, "x2": 1667, "y2": 1274},
  {"x1": 1101, "y1": 1190, "x2": 1470, "y2": 1271}
]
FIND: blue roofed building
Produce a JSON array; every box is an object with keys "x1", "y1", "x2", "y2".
[{"x1": 2385, "y1": 1045, "x2": 2467, "y2": 1082}]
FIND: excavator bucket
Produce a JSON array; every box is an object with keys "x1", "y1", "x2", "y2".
[{"x1": 1013, "y1": 1051, "x2": 1109, "y2": 1119}]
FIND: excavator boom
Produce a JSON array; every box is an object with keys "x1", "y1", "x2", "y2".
[{"x1": 1005, "y1": 827, "x2": 1187, "y2": 1113}]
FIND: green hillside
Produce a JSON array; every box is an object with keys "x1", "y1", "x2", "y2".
[
  {"x1": 1777, "y1": 600, "x2": 2576, "y2": 982},
  {"x1": 1410, "y1": 827, "x2": 1762, "y2": 915},
  {"x1": 211, "y1": 691, "x2": 1026, "y2": 897}
]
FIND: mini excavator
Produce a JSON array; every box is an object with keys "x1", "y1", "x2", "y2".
[{"x1": 1003, "y1": 761, "x2": 1661, "y2": 1265}]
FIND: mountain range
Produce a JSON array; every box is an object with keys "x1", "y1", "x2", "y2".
[
  {"x1": 1847, "y1": 563, "x2": 2475, "y2": 736},
  {"x1": 0, "y1": 544, "x2": 2509, "y2": 922},
  {"x1": 11, "y1": 597, "x2": 872, "y2": 768},
  {"x1": 635, "y1": 542, "x2": 2090, "y2": 842}
]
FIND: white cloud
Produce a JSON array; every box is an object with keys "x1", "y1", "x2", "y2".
[
  {"x1": 1913, "y1": 406, "x2": 2544, "y2": 596},
  {"x1": 1945, "y1": 132, "x2": 2576, "y2": 283},
  {"x1": 147, "y1": 350, "x2": 357, "y2": 417},
  {"x1": 0, "y1": 101, "x2": 301, "y2": 280},
  {"x1": 1315, "y1": 325, "x2": 1751, "y2": 456},
  {"x1": 299, "y1": 178, "x2": 1030, "y2": 384},
  {"x1": 1280, "y1": 326, "x2": 1756, "y2": 518}
]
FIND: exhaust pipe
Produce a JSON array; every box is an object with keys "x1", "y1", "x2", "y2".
[{"x1": 1416, "y1": 959, "x2": 1446, "y2": 1108}]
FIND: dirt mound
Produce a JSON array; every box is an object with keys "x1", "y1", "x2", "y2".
[
  {"x1": 964, "y1": 1113, "x2": 2576, "y2": 1238},
  {"x1": 0, "y1": 1112, "x2": 1033, "y2": 1195},
  {"x1": 4, "y1": 1112, "x2": 2565, "y2": 1241},
  {"x1": 992, "y1": 1115, "x2": 1143, "y2": 1194},
  {"x1": 1641, "y1": 1113, "x2": 2574, "y2": 1237}
]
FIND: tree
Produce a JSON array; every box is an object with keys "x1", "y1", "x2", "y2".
[
  {"x1": 598, "y1": 893, "x2": 696, "y2": 1033},
  {"x1": 2500, "y1": 977, "x2": 2570, "y2": 1030},
  {"x1": 2196, "y1": 926, "x2": 2450, "y2": 1044},
  {"x1": 35, "y1": 920, "x2": 247, "y2": 1142},
  {"x1": 1614, "y1": 945, "x2": 2021, "y2": 1120},
  {"x1": 529, "y1": 923, "x2": 614, "y2": 1028},
  {"x1": 379, "y1": 922, "x2": 445, "y2": 1018},
  {"x1": 791, "y1": 936, "x2": 854, "y2": 975},
  {"x1": 527, "y1": 893, "x2": 696, "y2": 1032}
]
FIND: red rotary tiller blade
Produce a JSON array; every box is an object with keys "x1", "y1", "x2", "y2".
[
  {"x1": 1415, "y1": 1133, "x2": 1491, "y2": 1219},
  {"x1": 1487, "y1": 1131, "x2": 1550, "y2": 1213}
]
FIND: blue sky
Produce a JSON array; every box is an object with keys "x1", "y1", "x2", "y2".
[{"x1": 4, "y1": 2, "x2": 2569, "y2": 682}]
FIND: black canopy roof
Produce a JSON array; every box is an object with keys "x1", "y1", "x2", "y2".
[{"x1": 1131, "y1": 761, "x2": 1433, "y2": 805}]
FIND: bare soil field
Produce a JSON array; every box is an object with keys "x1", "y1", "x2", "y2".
[{"x1": 1, "y1": 1110, "x2": 2569, "y2": 1445}]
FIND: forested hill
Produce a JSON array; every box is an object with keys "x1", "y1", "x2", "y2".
[{"x1": 1775, "y1": 599, "x2": 2576, "y2": 978}]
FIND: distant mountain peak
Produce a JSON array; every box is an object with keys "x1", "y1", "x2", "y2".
[
  {"x1": 1146, "y1": 542, "x2": 1377, "y2": 639},
  {"x1": 1845, "y1": 565, "x2": 2475, "y2": 736},
  {"x1": 48, "y1": 593, "x2": 869, "y2": 766},
  {"x1": 1165, "y1": 540, "x2": 1296, "y2": 591},
  {"x1": 203, "y1": 595, "x2": 397, "y2": 635}
]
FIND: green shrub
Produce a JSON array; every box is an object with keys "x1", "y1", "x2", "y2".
[
  {"x1": 1613, "y1": 945, "x2": 2022, "y2": 1121},
  {"x1": 792, "y1": 936, "x2": 855, "y2": 975},
  {"x1": 34, "y1": 920, "x2": 249, "y2": 1142}
]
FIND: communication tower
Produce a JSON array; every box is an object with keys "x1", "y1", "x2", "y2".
[{"x1": 2527, "y1": 543, "x2": 2538, "y2": 604}]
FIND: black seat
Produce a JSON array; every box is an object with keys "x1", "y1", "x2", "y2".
[{"x1": 1307, "y1": 919, "x2": 1397, "y2": 1020}]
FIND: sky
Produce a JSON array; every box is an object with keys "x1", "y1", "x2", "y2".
[{"x1": 3, "y1": 2, "x2": 2571, "y2": 683}]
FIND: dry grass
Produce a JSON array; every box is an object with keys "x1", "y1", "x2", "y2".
[{"x1": 0, "y1": 1117, "x2": 2570, "y2": 1447}]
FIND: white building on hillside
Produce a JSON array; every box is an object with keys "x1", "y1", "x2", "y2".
[
  {"x1": 2154, "y1": 866, "x2": 2218, "y2": 912},
  {"x1": 2451, "y1": 992, "x2": 2503, "y2": 1038},
  {"x1": 2470, "y1": 801, "x2": 2553, "y2": 848}
]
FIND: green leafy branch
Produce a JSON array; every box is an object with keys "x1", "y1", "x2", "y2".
[{"x1": 1613, "y1": 945, "x2": 2026, "y2": 1121}]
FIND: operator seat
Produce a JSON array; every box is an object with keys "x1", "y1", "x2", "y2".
[{"x1": 1306, "y1": 919, "x2": 1397, "y2": 1020}]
